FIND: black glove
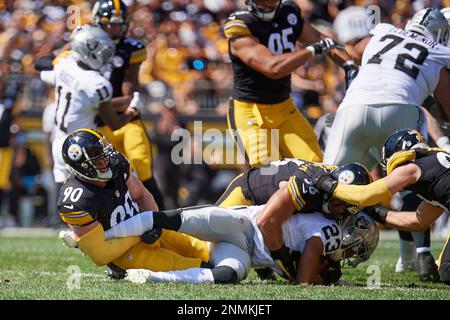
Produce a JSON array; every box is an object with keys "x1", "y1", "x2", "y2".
[
  {"x1": 305, "y1": 165, "x2": 338, "y2": 195},
  {"x1": 320, "y1": 260, "x2": 342, "y2": 285},
  {"x1": 307, "y1": 38, "x2": 344, "y2": 56},
  {"x1": 364, "y1": 206, "x2": 388, "y2": 224},
  {"x1": 105, "y1": 263, "x2": 126, "y2": 280},
  {"x1": 141, "y1": 228, "x2": 163, "y2": 244},
  {"x1": 342, "y1": 61, "x2": 359, "y2": 89},
  {"x1": 271, "y1": 245, "x2": 297, "y2": 282}
]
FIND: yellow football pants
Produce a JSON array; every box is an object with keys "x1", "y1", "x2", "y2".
[
  {"x1": 438, "y1": 232, "x2": 450, "y2": 284},
  {"x1": 98, "y1": 120, "x2": 153, "y2": 181},
  {"x1": 227, "y1": 98, "x2": 322, "y2": 167},
  {"x1": 113, "y1": 229, "x2": 210, "y2": 271},
  {"x1": 0, "y1": 147, "x2": 13, "y2": 189}
]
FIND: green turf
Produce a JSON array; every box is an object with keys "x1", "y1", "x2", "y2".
[{"x1": 0, "y1": 232, "x2": 448, "y2": 300}]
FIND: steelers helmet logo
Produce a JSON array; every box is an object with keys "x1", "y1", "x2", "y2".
[
  {"x1": 287, "y1": 13, "x2": 297, "y2": 26},
  {"x1": 68, "y1": 144, "x2": 83, "y2": 161},
  {"x1": 112, "y1": 55, "x2": 124, "y2": 68},
  {"x1": 338, "y1": 170, "x2": 355, "y2": 184}
]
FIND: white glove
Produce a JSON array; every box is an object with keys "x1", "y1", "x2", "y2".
[
  {"x1": 129, "y1": 92, "x2": 144, "y2": 111},
  {"x1": 307, "y1": 38, "x2": 344, "y2": 56},
  {"x1": 125, "y1": 269, "x2": 153, "y2": 284},
  {"x1": 436, "y1": 136, "x2": 450, "y2": 153},
  {"x1": 58, "y1": 230, "x2": 78, "y2": 248}
]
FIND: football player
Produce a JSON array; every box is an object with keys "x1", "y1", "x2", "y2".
[
  {"x1": 58, "y1": 129, "x2": 210, "y2": 273},
  {"x1": 223, "y1": 0, "x2": 350, "y2": 167},
  {"x1": 35, "y1": 0, "x2": 164, "y2": 209},
  {"x1": 40, "y1": 25, "x2": 138, "y2": 191},
  {"x1": 91, "y1": 0, "x2": 165, "y2": 210},
  {"x1": 323, "y1": 7, "x2": 450, "y2": 169},
  {"x1": 307, "y1": 129, "x2": 450, "y2": 284},
  {"x1": 119, "y1": 206, "x2": 379, "y2": 285}
]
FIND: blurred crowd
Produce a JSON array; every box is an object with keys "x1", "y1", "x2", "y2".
[{"x1": 0, "y1": 0, "x2": 449, "y2": 228}]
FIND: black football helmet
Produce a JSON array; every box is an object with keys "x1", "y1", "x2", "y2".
[
  {"x1": 92, "y1": 0, "x2": 129, "y2": 40},
  {"x1": 62, "y1": 128, "x2": 119, "y2": 182},
  {"x1": 331, "y1": 162, "x2": 372, "y2": 215},
  {"x1": 380, "y1": 129, "x2": 426, "y2": 171},
  {"x1": 245, "y1": 0, "x2": 282, "y2": 21},
  {"x1": 332, "y1": 162, "x2": 372, "y2": 186}
]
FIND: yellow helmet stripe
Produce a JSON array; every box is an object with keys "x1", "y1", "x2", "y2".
[
  {"x1": 75, "y1": 128, "x2": 105, "y2": 144},
  {"x1": 113, "y1": 0, "x2": 121, "y2": 16}
]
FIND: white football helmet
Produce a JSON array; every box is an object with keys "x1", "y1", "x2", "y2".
[
  {"x1": 70, "y1": 25, "x2": 115, "y2": 72},
  {"x1": 340, "y1": 211, "x2": 379, "y2": 267},
  {"x1": 405, "y1": 8, "x2": 450, "y2": 45},
  {"x1": 442, "y1": 7, "x2": 450, "y2": 46}
]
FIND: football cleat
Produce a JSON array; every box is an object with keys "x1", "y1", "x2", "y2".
[{"x1": 125, "y1": 269, "x2": 152, "y2": 284}]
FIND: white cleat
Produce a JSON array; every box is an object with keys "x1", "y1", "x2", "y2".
[
  {"x1": 125, "y1": 269, "x2": 152, "y2": 284},
  {"x1": 395, "y1": 257, "x2": 417, "y2": 273}
]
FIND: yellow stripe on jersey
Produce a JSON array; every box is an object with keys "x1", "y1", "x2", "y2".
[
  {"x1": 224, "y1": 20, "x2": 251, "y2": 39},
  {"x1": 59, "y1": 210, "x2": 94, "y2": 226},
  {"x1": 52, "y1": 50, "x2": 71, "y2": 66},
  {"x1": 287, "y1": 176, "x2": 305, "y2": 210},
  {"x1": 386, "y1": 150, "x2": 416, "y2": 175},
  {"x1": 129, "y1": 48, "x2": 147, "y2": 64}
]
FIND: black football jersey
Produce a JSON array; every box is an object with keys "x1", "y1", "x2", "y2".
[
  {"x1": 57, "y1": 153, "x2": 140, "y2": 230},
  {"x1": 387, "y1": 147, "x2": 450, "y2": 209},
  {"x1": 110, "y1": 36, "x2": 146, "y2": 97},
  {"x1": 224, "y1": 0, "x2": 304, "y2": 104},
  {"x1": 243, "y1": 158, "x2": 336, "y2": 213},
  {"x1": 95, "y1": 36, "x2": 146, "y2": 126}
]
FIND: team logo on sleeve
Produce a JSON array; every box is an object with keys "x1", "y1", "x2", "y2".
[
  {"x1": 337, "y1": 170, "x2": 355, "y2": 184},
  {"x1": 288, "y1": 13, "x2": 297, "y2": 26},
  {"x1": 68, "y1": 144, "x2": 83, "y2": 161}
]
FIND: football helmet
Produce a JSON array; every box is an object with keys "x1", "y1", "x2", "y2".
[
  {"x1": 245, "y1": 0, "x2": 282, "y2": 21},
  {"x1": 442, "y1": 7, "x2": 450, "y2": 46},
  {"x1": 340, "y1": 211, "x2": 379, "y2": 267},
  {"x1": 380, "y1": 129, "x2": 426, "y2": 171},
  {"x1": 92, "y1": 0, "x2": 129, "y2": 40},
  {"x1": 62, "y1": 128, "x2": 119, "y2": 182},
  {"x1": 405, "y1": 7, "x2": 449, "y2": 45},
  {"x1": 70, "y1": 25, "x2": 115, "y2": 72},
  {"x1": 332, "y1": 162, "x2": 372, "y2": 186}
]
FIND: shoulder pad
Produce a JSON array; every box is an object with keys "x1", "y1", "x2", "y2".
[
  {"x1": 224, "y1": 11, "x2": 253, "y2": 40},
  {"x1": 386, "y1": 150, "x2": 416, "y2": 175}
]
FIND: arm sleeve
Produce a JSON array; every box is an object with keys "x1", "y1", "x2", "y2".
[
  {"x1": 223, "y1": 16, "x2": 251, "y2": 40},
  {"x1": 104, "y1": 211, "x2": 154, "y2": 240},
  {"x1": 333, "y1": 179, "x2": 393, "y2": 207},
  {"x1": 76, "y1": 223, "x2": 140, "y2": 266}
]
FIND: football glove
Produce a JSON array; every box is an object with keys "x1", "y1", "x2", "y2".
[
  {"x1": 342, "y1": 60, "x2": 359, "y2": 89},
  {"x1": 307, "y1": 38, "x2": 344, "y2": 56},
  {"x1": 105, "y1": 263, "x2": 126, "y2": 280},
  {"x1": 271, "y1": 245, "x2": 297, "y2": 282},
  {"x1": 305, "y1": 166, "x2": 338, "y2": 195},
  {"x1": 129, "y1": 91, "x2": 144, "y2": 111},
  {"x1": 58, "y1": 230, "x2": 78, "y2": 248},
  {"x1": 320, "y1": 260, "x2": 342, "y2": 285},
  {"x1": 141, "y1": 228, "x2": 163, "y2": 244},
  {"x1": 364, "y1": 206, "x2": 388, "y2": 224}
]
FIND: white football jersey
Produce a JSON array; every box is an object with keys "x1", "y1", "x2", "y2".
[
  {"x1": 341, "y1": 23, "x2": 450, "y2": 108},
  {"x1": 50, "y1": 54, "x2": 112, "y2": 138},
  {"x1": 250, "y1": 208, "x2": 343, "y2": 270}
]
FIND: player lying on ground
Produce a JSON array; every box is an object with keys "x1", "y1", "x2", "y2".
[
  {"x1": 306, "y1": 129, "x2": 450, "y2": 284},
  {"x1": 103, "y1": 205, "x2": 378, "y2": 285},
  {"x1": 57, "y1": 129, "x2": 211, "y2": 275}
]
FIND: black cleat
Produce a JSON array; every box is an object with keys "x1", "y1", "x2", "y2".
[
  {"x1": 105, "y1": 263, "x2": 126, "y2": 280},
  {"x1": 417, "y1": 252, "x2": 441, "y2": 282},
  {"x1": 254, "y1": 267, "x2": 276, "y2": 281}
]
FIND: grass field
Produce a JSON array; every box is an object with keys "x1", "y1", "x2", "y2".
[{"x1": 0, "y1": 229, "x2": 448, "y2": 300}]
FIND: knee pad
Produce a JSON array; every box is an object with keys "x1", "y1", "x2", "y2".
[
  {"x1": 439, "y1": 262, "x2": 450, "y2": 285},
  {"x1": 211, "y1": 266, "x2": 238, "y2": 284}
]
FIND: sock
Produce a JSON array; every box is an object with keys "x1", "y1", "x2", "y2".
[
  {"x1": 149, "y1": 268, "x2": 215, "y2": 284},
  {"x1": 399, "y1": 238, "x2": 416, "y2": 264}
]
